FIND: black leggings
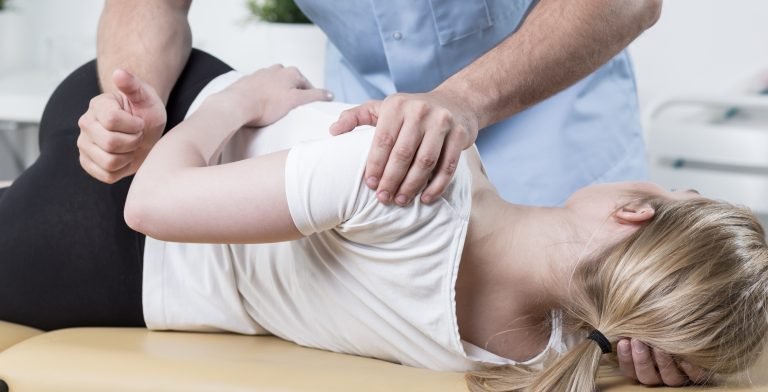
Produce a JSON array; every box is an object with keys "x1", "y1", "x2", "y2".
[{"x1": 0, "y1": 49, "x2": 232, "y2": 331}]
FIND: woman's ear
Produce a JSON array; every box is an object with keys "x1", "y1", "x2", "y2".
[{"x1": 614, "y1": 201, "x2": 655, "y2": 225}]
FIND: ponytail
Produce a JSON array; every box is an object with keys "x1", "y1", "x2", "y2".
[{"x1": 466, "y1": 337, "x2": 605, "y2": 392}]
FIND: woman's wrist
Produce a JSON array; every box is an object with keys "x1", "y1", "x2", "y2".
[{"x1": 204, "y1": 92, "x2": 260, "y2": 128}]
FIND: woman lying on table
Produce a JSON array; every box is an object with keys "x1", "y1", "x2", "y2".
[{"x1": 0, "y1": 52, "x2": 766, "y2": 392}]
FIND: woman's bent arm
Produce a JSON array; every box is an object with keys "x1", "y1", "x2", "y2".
[
  {"x1": 125, "y1": 67, "x2": 331, "y2": 243},
  {"x1": 125, "y1": 96, "x2": 300, "y2": 244}
]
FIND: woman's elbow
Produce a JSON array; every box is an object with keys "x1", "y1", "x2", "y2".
[
  {"x1": 124, "y1": 190, "x2": 162, "y2": 237},
  {"x1": 124, "y1": 196, "x2": 148, "y2": 235}
]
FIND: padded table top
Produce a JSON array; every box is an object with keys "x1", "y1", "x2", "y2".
[
  {"x1": 0, "y1": 326, "x2": 765, "y2": 391},
  {"x1": 0, "y1": 321, "x2": 40, "y2": 352}
]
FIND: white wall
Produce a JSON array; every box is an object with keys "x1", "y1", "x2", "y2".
[
  {"x1": 0, "y1": 0, "x2": 766, "y2": 179},
  {"x1": 0, "y1": 0, "x2": 325, "y2": 81},
  {"x1": 0, "y1": 0, "x2": 101, "y2": 77},
  {"x1": 630, "y1": 0, "x2": 768, "y2": 109},
  {"x1": 188, "y1": 1, "x2": 326, "y2": 86},
  {"x1": 5, "y1": 0, "x2": 766, "y2": 108}
]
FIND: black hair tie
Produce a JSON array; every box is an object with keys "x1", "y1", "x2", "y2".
[{"x1": 587, "y1": 329, "x2": 612, "y2": 354}]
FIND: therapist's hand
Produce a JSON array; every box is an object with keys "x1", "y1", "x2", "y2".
[
  {"x1": 617, "y1": 338, "x2": 711, "y2": 387},
  {"x1": 330, "y1": 91, "x2": 480, "y2": 205},
  {"x1": 78, "y1": 69, "x2": 166, "y2": 184}
]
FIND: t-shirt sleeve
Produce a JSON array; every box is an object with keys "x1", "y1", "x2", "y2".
[{"x1": 284, "y1": 128, "x2": 375, "y2": 236}]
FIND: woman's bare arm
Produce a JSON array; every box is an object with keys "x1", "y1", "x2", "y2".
[
  {"x1": 125, "y1": 102, "x2": 297, "y2": 243},
  {"x1": 124, "y1": 66, "x2": 331, "y2": 243}
]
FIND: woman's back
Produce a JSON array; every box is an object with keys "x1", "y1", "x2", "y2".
[{"x1": 143, "y1": 78, "x2": 495, "y2": 370}]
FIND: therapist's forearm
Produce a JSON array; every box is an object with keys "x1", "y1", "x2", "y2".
[
  {"x1": 436, "y1": 0, "x2": 662, "y2": 129},
  {"x1": 97, "y1": 0, "x2": 193, "y2": 103}
]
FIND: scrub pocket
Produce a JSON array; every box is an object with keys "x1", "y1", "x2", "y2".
[{"x1": 429, "y1": 0, "x2": 492, "y2": 45}]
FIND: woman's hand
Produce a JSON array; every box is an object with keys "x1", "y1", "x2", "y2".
[
  {"x1": 617, "y1": 338, "x2": 711, "y2": 386},
  {"x1": 217, "y1": 65, "x2": 333, "y2": 127}
]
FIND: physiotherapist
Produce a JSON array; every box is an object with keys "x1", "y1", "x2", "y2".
[{"x1": 77, "y1": 0, "x2": 704, "y2": 387}]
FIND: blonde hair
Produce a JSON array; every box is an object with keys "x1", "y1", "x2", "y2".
[{"x1": 467, "y1": 197, "x2": 768, "y2": 391}]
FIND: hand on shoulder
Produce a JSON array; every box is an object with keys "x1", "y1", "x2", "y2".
[{"x1": 329, "y1": 90, "x2": 480, "y2": 206}]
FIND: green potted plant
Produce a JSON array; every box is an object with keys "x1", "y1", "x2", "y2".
[
  {"x1": 245, "y1": 0, "x2": 326, "y2": 87},
  {"x1": 247, "y1": 0, "x2": 310, "y2": 24},
  {"x1": 0, "y1": 0, "x2": 23, "y2": 72}
]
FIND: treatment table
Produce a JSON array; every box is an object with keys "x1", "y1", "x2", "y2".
[{"x1": 0, "y1": 321, "x2": 766, "y2": 391}]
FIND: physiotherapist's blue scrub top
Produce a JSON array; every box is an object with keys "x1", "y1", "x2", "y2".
[{"x1": 296, "y1": 0, "x2": 647, "y2": 207}]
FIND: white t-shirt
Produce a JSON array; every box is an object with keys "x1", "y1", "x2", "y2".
[{"x1": 142, "y1": 71, "x2": 570, "y2": 372}]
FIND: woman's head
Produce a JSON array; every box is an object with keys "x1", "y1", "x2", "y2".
[
  {"x1": 561, "y1": 181, "x2": 702, "y2": 260},
  {"x1": 573, "y1": 195, "x2": 768, "y2": 373},
  {"x1": 468, "y1": 187, "x2": 768, "y2": 391}
]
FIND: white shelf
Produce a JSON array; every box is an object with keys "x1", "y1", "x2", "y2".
[
  {"x1": 0, "y1": 69, "x2": 61, "y2": 124},
  {"x1": 647, "y1": 94, "x2": 768, "y2": 215}
]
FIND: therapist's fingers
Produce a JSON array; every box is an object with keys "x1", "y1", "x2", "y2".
[
  {"x1": 77, "y1": 135, "x2": 134, "y2": 174},
  {"x1": 389, "y1": 118, "x2": 446, "y2": 206},
  {"x1": 85, "y1": 121, "x2": 145, "y2": 154},
  {"x1": 78, "y1": 109, "x2": 138, "y2": 155},
  {"x1": 91, "y1": 96, "x2": 145, "y2": 135},
  {"x1": 374, "y1": 116, "x2": 420, "y2": 204},
  {"x1": 364, "y1": 103, "x2": 404, "y2": 195},
  {"x1": 77, "y1": 138, "x2": 136, "y2": 184},
  {"x1": 113, "y1": 69, "x2": 147, "y2": 106},
  {"x1": 329, "y1": 101, "x2": 381, "y2": 135},
  {"x1": 421, "y1": 130, "x2": 464, "y2": 204},
  {"x1": 356, "y1": 91, "x2": 479, "y2": 204}
]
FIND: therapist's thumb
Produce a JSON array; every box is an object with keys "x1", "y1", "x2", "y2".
[
  {"x1": 112, "y1": 69, "x2": 152, "y2": 106},
  {"x1": 329, "y1": 101, "x2": 381, "y2": 135}
]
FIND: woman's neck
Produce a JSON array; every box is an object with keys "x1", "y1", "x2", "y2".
[{"x1": 455, "y1": 167, "x2": 588, "y2": 361}]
